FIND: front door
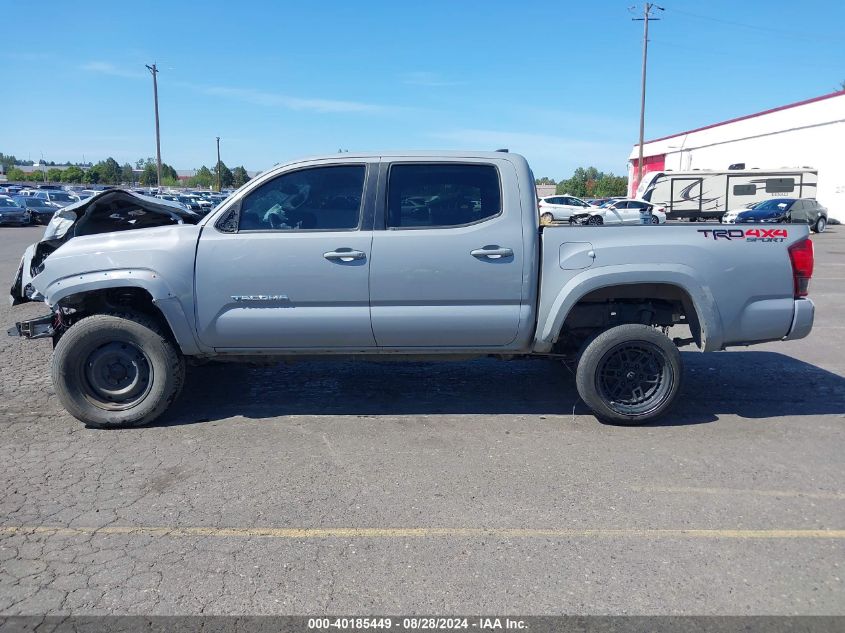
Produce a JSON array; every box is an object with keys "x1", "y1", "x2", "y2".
[
  {"x1": 194, "y1": 162, "x2": 377, "y2": 349},
  {"x1": 369, "y1": 161, "x2": 526, "y2": 348}
]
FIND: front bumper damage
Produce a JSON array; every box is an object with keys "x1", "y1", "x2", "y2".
[{"x1": 7, "y1": 313, "x2": 57, "y2": 339}]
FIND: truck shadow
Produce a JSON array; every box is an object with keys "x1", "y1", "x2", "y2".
[{"x1": 153, "y1": 351, "x2": 845, "y2": 428}]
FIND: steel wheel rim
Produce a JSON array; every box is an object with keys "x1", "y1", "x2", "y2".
[
  {"x1": 79, "y1": 341, "x2": 153, "y2": 411},
  {"x1": 596, "y1": 340, "x2": 674, "y2": 416}
]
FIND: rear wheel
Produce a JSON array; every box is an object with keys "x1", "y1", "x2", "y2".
[
  {"x1": 650, "y1": 215, "x2": 660, "y2": 224},
  {"x1": 576, "y1": 324, "x2": 682, "y2": 425},
  {"x1": 51, "y1": 312, "x2": 185, "y2": 428},
  {"x1": 586, "y1": 215, "x2": 603, "y2": 226},
  {"x1": 813, "y1": 216, "x2": 826, "y2": 233},
  {"x1": 540, "y1": 212, "x2": 554, "y2": 225}
]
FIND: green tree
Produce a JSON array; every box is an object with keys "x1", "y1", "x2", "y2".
[
  {"x1": 139, "y1": 162, "x2": 157, "y2": 186},
  {"x1": 62, "y1": 166, "x2": 85, "y2": 183},
  {"x1": 1, "y1": 153, "x2": 21, "y2": 173},
  {"x1": 121, "y1": 163, "x2": 134, "y2": 185},
  {"x1": 84, "y1": 166, "x2": 101, "y2": 184},
  {"x1": 232, "y1": 166, "x2": 250, "y2": 188},
  {"x1": 214, "y1": 161, "x2": 234, "y2": 189},
  {"x1": 6, "y1": 166, "x2": 26, "y2": 181},
  {"x1": 46, "y1": 167, "x2": 65, "y2": 182},
  {"x1": 535, "y1": 176, "x2": 556, "y2": 185},
  {"x1": 162, "y1": 163, "x2": 179, "y2": 182},
  {"x1": 556, "y1": 167, "x2": 627, "y2": 198},
  {"x1": 187, "y1": 165, "x2": 214, "y2": 188}
]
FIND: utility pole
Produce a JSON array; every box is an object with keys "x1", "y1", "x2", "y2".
[
  {"x1": 145, "y1": 63, "x2": 162, "y2": 189},
  {"x1": 215, "y1": 137, "x2": 221, "y2": 192},
  {"x1": 632, "y1": 3, "x2": 662, "y2": 189}
]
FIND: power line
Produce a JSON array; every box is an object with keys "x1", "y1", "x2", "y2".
[{"x1": 667, "y1": 7, "x2": 822, "y2": 42}]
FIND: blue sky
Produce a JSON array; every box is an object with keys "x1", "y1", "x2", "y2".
[{"x1": 4, "y1": 0, "x2": 843, "y2": 179}]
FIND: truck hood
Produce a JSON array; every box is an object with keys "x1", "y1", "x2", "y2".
[{"x1": 10, "y1": 189, "x2": 201, "y2": 304}]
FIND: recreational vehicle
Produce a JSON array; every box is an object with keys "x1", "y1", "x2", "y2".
[{"x1": 636, "y1": 168, "x2": 818, "y2": 221}]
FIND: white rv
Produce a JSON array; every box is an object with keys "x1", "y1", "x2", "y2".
[{"x1": 636, "y1": 168, "x2": 818, "y2": 221}]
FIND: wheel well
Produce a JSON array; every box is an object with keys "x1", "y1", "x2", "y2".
[
  {"x1": 54, "y1": 287, "x2": 177, "y2": 344},
  {"x1": 554, "y1": 283, "x2": 702, "y2": 354}
]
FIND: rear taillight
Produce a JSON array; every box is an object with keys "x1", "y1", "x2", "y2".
[{"x1": 788, "y1": 238, "x2": 814, "y2": 298}]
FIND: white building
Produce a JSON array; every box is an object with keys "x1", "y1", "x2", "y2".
[{"x1": 628, "y1": 90, "x2": 845, "y2": 222}]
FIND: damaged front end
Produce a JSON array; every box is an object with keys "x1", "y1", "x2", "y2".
[
  {"x1": 8, "y1": 189, "x2": 199, "y2": 309},
  {"x1": 9, "y1": 189, "x2": 201, "y2": 341},
  {"x1": 7, "y1": 313, "x2": 58, "y2": 339}
]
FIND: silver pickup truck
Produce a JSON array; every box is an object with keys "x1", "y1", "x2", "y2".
[{"x1": 9, "y1": 151, "x2": 816, "y2": 428}]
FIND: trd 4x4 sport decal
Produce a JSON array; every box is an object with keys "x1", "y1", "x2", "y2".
[{"x1": 698, "y1": 228, "x2": 788, "y2": 242}]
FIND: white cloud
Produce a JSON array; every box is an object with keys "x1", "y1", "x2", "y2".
[
  {"x1": 80, "y1": 62, "x2": 145, "y2": 79},
  {"x1": 200, "y1": 85, "x2": 389, "y2": 114}
]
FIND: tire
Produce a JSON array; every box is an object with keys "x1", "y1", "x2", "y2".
[
  {"x1": 650, "y1": 215, "x2": 660, "y2": 224},
  {"x1": 586, "y1": 215, "x2": 603, "y2": 226},
  {"x1": 813, "y1": 216, "x2": 826, "y2": 233},
  {"x1": 575, "y1": 324, "x2": 682, "y2": 425},
  {"x1": 51, "y1": 312, "x2": 185, "y2": 428},
  {"x1": 540, "y1": 212, "x2": 554, "y2": 225}
]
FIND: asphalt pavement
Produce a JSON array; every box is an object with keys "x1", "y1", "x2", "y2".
[{"x1": 0, "y1": 223, "x2": 843, "y2": 615}]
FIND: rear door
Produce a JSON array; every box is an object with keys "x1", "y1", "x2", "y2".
[
  {"x1": 369, "y1": 160, "x2": 525, "y2": 348},
  {"x1": 670, "y1": 177, "x2": 703, "y2": 214},
  {"x1": 194, "y1": 161, "x2": 377, "y2": 349}
]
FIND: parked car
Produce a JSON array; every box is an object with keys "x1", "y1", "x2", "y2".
[
  {"x1": 721, "y1": 201, "x2": 761, "y2": 224},
  {"x1": 32, "y1": 190, "x2": 80, "y2": 208},
  {"x1": 12, "y1": 195, "x2": 58, "y2": 224},
  {"x1": 0, "y1": 195, "x2": 30, "y2": 225},
  {"x1": 538, "y1": 195, "x2": 596, "y2": 223},
  {"x1": 571, "y1": 198, "x2": 666, "y2": 225},
  {"x1": 735, "y1": 198, "x2": 828, "y2": 233},
  {"x1": 10, "y1": 152, "x2": 814, "y2": 430}
]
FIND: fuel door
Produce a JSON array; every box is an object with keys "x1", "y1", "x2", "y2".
[{"x1": 559, "y1": 242, "x2": 596, "y2": 270}]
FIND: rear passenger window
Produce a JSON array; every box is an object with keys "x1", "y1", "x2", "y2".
[
  {"x1": 733, "y1": 184, "x2": 756, "y2": 196},
  {"x1": 766, "y1": 178, "x2": 795, "y2": 193},
  {"x1": 237, "y1": 165, "x2": 365, "y2": 231},
  {"x1": 387, "y1": 164, "x2": 501, "y2": 228}
]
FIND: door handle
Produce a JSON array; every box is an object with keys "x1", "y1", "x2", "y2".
[
  {"x1": 324, "y1": 249, "x2": 366, "y2": 262},
  {"x1": 471, "y1": 247, "x2": 513, "y2": 259}
]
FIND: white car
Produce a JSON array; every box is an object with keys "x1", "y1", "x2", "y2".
[
  {"x1": 721, "y1": 202, "x2": 760, "y2": 224},
  {"x1": 571, "y1": 198, "x2": 666, "y2": 225},
  {"x1": 538, "y1": 195, "x2": 596, "y2": 223}
]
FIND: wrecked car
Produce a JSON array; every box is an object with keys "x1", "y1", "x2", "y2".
[
  {"x1": 7, "y1": 152, "x2": 814, "y2": 429},
  {"x1": 10, "y1": 188, "x2": 199, "y2": 308}
]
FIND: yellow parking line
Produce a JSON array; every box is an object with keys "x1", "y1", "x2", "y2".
[{"x1": 0, "y1": 526, "x2": 843, "y2": 539}]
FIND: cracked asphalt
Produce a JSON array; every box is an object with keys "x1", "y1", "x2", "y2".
[{"x1": 1, "y1": 224, "x2": 843, "y2": 615}]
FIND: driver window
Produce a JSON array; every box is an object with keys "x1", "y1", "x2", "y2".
[{"x1": 238, "y1": 164, "x2": 365, "y2": 231}]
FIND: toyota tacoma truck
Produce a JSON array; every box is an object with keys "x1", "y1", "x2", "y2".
[{"x1": 8, "y1": 151, "x2": 816, "y2": 428}]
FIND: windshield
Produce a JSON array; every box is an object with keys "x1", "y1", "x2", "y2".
[
  {"x1": 754, "y1": 198, "x2": 794, "y2": 211},
  {"x1": 0, "y1": 197, "x2": 21, "y2": 207},
  {"x1": 50, "y1": 192, "x2": 77, "y2": 202}
]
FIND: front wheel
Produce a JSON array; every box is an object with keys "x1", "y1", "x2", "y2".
[
  {"x1": 813, "y1": 216, "x2": 826, "y2": 233},
  {"x1": 51, "y1": 312, "x2": 185, "y2": 428},
  {"x1": 575, "y1": 324, "x2": 682, "y2": 425},
  {"x1": 586, "y1": 215, "x2": 603, "y2": 226}
]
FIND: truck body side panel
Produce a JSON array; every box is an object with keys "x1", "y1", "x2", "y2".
[{"x1": 536, "y1": 224, "x2": 810, "y2": 352}]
